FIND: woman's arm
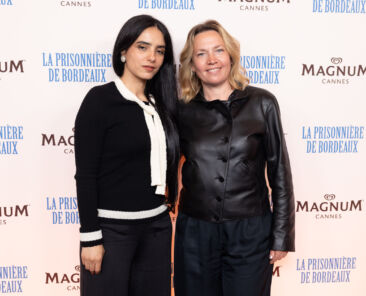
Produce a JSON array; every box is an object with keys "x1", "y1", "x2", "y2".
[
  {"x1": 263, "y1": 93, "x2": 295, "y2": 256},
  {"x1": 74, "y1": 87, "x2": 105, "y2": 272}
]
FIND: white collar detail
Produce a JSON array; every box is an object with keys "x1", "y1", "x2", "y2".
[{"x1": 114, "y1": 78, "x2": 167, "y2": 195}]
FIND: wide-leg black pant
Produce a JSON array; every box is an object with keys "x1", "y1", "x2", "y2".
[
  {"x1": 174, "y1": 212, "x2": 273, "y2": 296},
  {"x1": 80, "y1": 213, "x2": 172, "y2": 296}
]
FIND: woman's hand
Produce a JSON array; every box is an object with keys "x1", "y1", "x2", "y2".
[
  {"x1": 269, "y1": 250, "x2": 288, "y2": 264},
  {"x1": 81, "y1": 245, "x2": 105, "y2": 275}
]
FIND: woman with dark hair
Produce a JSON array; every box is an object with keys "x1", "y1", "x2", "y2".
[
  {"x1": 74, "y1": 15, "x2": 179, "y2": 296},
  {"x1": 174, "y1": 20, "x2": 295, "y2": 296}
]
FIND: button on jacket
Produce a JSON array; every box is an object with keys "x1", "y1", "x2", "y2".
[{"x1": 178, "y1": 86, "x2": 295, "y2": 251}]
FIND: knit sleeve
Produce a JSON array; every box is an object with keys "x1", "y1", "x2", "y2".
[{"x1": 74, "y1": 87, "x2": 104, "y2": 247}]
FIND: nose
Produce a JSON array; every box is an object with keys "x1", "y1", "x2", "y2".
[
  {"x1": 207, "y1": 52, "x2": 217, "y2": 65},
  {"x1": 147, "y1": 49, "x2": 156, "y2": 62}
]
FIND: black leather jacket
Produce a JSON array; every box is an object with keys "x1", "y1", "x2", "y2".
[{"x1": 178, "y1": 86, "x2": 295, "y2": 251}]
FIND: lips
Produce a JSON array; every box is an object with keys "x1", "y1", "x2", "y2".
[
  {"x1": 143, "y1": 65, "x2": 155, "y2": 72},
  {"x1": 206, "y1": 67, "x2": 221, "y2": 72}
]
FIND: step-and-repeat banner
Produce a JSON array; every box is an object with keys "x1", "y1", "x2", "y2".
[{"x1": 1, "y1": 0, "x2": 365, "y2": 295}]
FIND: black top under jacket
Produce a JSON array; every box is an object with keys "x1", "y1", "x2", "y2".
[{"x1": 178, "y1": 86, "x2": 295, "y2": 251}]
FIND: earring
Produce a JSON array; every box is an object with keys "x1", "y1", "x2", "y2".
[{"x1": 121, "y1": 55, "x2": 126, "y2": 63}]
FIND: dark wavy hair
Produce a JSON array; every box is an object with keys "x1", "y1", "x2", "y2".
[{"x1": 112, "y1": 15, "x2": 179, "y2": 211}]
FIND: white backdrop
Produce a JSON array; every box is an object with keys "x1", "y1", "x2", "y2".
[{"x1": 1, "y1": 0, "x2": 366, "y2": 295}]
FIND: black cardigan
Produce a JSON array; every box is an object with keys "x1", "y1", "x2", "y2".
[{"x1": 74, "y1": 82, "x2": 167, "y2": 247}]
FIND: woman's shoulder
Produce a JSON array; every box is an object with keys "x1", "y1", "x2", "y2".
[
  {"x1": 83, "y1": 81, "x2": 127, "y2": 107},
  {"x1": 77, "y1": 82, "x2": 119, "y2": 116},
  {"x1": 243, "y1": 85, "x2": 276, "y2": 101},
  {"x1": 243, "y1": 85, "x2": 279, "y2": 112},
  {"x1": 84, "y1": 81, "x2": 117, "y2": 100}
]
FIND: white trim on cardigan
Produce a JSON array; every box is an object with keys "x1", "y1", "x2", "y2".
[
  {"x1": 80, "y1": 204, "x2": 168, "y2": 242},
  {"x1": 80, "y1": 230, "x2": 103, "y2": 242},
  {"x1": 97, "y1": 204, "x2": 168, "y2": 220},
  {"x1": 114, "y1": 78, "x2": 167, "y2": 195}
]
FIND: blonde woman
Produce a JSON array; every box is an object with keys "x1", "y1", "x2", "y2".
[{"x1": 175, "y1": 20, "x2": 295, "y2": 296}]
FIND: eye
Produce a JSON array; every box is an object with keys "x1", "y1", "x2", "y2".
[
  {"x1": 137, "y1": 45, "x2": 147, "y2": 51},
  {"x1": 157, "y1": 49, "x2": 165, "y2": 55},
  {"x1": 216, "y1": 48, "x2": 224, "y2": 53},
  {"x1": 196, "y1": 52, "x2": 205, "y2": 57}
]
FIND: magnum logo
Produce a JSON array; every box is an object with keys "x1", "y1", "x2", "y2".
[
  {"x1": 60, "y1": 1, "x2": 92, "y2": 7},
  {"x1": 42, "y1": 130, "x2": 74, "y2": 146},
  {"x1": 301, "y1": 57, "x2": 366, "y2": 84},
  {"x1": 273, "y1": 266, "x2": 280, "y2": 277},
  {"x1": 41, "y1": 128, "x2": 74, "y2": 154},
  {"x1": 0, "y1": 60, "x2": 24, "y2": 73},
  {"x1": 302, "y1": 58, "x2": 366, "y2": 76},
  {"x1": 0, "y1": 205, "x2": 29, "y2": 217},
  {"x1": 217, "y1": 0, "x2": 290, "y2": 11},
  {"x1": 45, "y1": 265, "x2": 80, "y2": 291},
  {"x1": 296, "y1": 194, "x2": 363, "y2": 219}
]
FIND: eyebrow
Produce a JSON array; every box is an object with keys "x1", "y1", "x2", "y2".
[
  {"x1": 195, "y1": 45, "x2": 224, "y2": 51},
  {"x1": 136, "y1": 41, "x2": 166, "y2": 48}
]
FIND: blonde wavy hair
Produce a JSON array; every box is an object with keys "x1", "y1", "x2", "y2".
[{"x1": 179, "y1": 20, "x2": 250, "y2": 103}]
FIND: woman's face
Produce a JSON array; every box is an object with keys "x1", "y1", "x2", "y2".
[
  {"x1": 122, "y1": 26, "x2": 166, "y2": 82},
  {"x1": 191, "y1": 30, "x2": 231, "y2": 89}
]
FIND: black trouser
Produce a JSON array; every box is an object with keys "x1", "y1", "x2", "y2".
[
  {"x1": 80, "y1": 214, "x2": 172, "y2": 296},
  {"x1": 174, "y1": 212, "x2": 273, "y2": 296}
]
